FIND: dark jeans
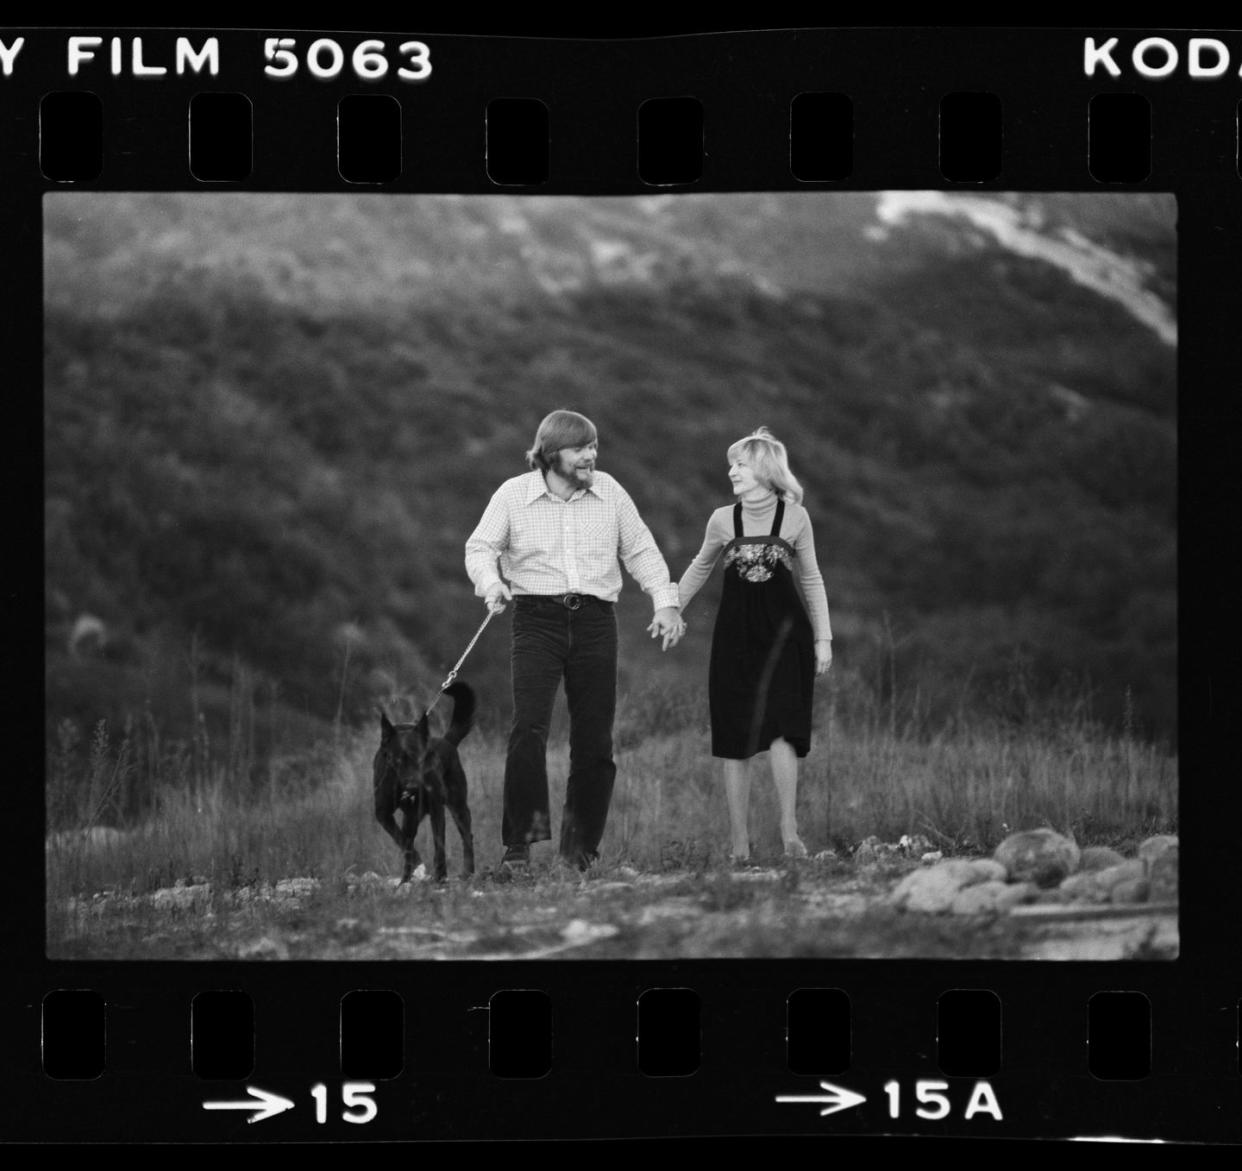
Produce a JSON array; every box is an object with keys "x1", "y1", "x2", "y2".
[{"x1": 504, "y1": 596, "x2": 618, "y2": 862}]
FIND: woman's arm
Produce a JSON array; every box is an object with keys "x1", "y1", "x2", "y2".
[
  {"x1": 790, "y1": 506, "x2": 833, "y2": 643},
  {"x1": 675, "y1": 511, "x2": 729, "y2": 615}
]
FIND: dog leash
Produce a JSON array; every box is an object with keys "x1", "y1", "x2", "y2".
[{"x1": 422, "y1": 608, "x2": 496, "y2": 717}]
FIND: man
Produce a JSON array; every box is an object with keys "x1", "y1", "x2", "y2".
[{"x1": 465, "y1": 409, "x2": 683, "y2": 873}]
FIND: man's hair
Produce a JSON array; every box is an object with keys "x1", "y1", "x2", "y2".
[
  {"x1": 727, "y1": 426, "x2": 805, "y2": 504},
  {"x1": 526, "y1": 409, "x2": 599, "y2": 472}
]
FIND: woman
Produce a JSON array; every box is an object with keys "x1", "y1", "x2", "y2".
[{"x1": 675, "y1": 427, "x2": 832, "y2": 863}]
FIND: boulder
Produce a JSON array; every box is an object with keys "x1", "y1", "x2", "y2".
[
  {"x1": 889, "y1": 865, "x2": 965, "y2": 913},
  {"x1": 889, "y1": 858, "x2": 1008, "y2": 913},
  {"x1": 1094, "y1": 859, "x2": 1147, "y2": 889},
  {"x1": 1148, "y1": 845, "x2": 1179, "y2": 902},
  {"x1": 1110, "y1": 878, "x2": 1150, "y2": 904},
  {"x1": 1059, "y1": 858, "x2": 1146, "y2": 903},
  {"x1": 1058, "y1": 872, "x2": 1111, "y2": 904},
  {"x1": 1078, "y1": 846, "x2": 1127, "y2": 873},
  {"x1": 994, "y1": 829, "x2": 1080, "y2": 887},
  {"x1": 853, "y1": 836, "x2": 882, "y2": 865},
  {"x1": 964, "y1": 858, "x2": 1009, "y2": 884},
  {"x1": 951, "y1": 881, "x2": 1037, "y2": 915},
  {"x1": 1138, "y1": 835, "x2": 1179, "y2": 866}
]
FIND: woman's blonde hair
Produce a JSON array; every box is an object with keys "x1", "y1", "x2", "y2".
[{"x1": 727, "y1": 426, "x2": 804, "y2": 504}]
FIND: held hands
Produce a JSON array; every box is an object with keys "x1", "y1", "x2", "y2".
[
  {"x1": 484, "y1": 582, "x2": 513, "y2": 614},
  {"x1": 648, "y1": 606, "x2": 687, "y2": 652},
  {"x1": 815, "y1": 640, "x2": 833, "y2": 676}
]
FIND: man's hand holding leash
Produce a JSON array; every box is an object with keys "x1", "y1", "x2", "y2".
[{"x1": 485, "y1": 581, "x2": 513, "y2": 614}]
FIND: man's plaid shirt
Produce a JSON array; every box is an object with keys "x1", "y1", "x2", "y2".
[{"x1": 465, "y1": 470, "x2": 679, "y2": 611}]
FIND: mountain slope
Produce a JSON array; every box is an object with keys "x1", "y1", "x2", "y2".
[{"x1": 44, "y1": 191, "x2": 1177, "y2": 749}]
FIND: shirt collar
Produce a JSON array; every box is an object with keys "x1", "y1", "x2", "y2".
[{"x1": 524, "y1": 469, "x2": 601, "y2": 504}]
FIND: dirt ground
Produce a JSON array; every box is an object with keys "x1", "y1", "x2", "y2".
[{"x1": 48, "y1": 857, "x2": 1179, "y2": 961}]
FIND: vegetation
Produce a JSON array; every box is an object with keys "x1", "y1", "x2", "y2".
[{"x1": 46, "y1": 663, "x2": 1176, "y2": 958}]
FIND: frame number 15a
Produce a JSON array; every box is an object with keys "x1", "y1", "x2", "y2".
[{"x1": 885, "y1": 1079, "x2": 1003, "y2": 1121}]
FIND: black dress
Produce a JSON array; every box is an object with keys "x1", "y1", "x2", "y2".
[{"x1": 709, "y1": 499, "x2": 816, "y2": 760}]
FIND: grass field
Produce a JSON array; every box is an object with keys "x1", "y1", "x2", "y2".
[{"x1": 45, "y1": 679, "x2": 1177, "y2": 960}]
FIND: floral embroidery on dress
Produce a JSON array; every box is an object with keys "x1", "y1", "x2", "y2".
[{"x1": 724, "y1": 541, "x2": 793, "y2": 583}]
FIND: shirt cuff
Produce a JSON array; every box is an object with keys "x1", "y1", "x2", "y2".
[{"x1": 651, "y1": 585, "x2": 680, "y2": 612}]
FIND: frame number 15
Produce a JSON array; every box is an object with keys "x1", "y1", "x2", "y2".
[{"x1": 311, "y1": 1082, "x2": 378, "y2": 1125}]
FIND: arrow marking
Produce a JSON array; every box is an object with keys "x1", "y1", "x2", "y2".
[
  {"x1": 776, "y1": 1080, "x2": 867, "y2": 1117},
  {"x1": 203, "y1": 1085, "x2": 295, "y2": 1124}
]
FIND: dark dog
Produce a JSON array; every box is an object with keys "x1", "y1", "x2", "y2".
[{"x1": 373, "y1": 682, "x2": 475, "y2": 883}]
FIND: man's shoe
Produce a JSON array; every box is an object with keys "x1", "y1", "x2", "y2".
[
  {"x1": 559, "y1": 849, "x2": 599, "y2": 874},
  {"x1": 500, "y1": 845, "x2": 530, "y2": 872},
  {"x1": 548, "y1": 854, "x2": 583, "y2": 881}
]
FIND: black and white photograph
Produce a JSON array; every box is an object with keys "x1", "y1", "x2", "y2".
[{"x1": 43, "y1": 188, "x2": 1178, "y2": 961}]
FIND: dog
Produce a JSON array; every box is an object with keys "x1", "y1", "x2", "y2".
[{"x1": 373, "y1": 681, "x2": 475, "y2": 883}]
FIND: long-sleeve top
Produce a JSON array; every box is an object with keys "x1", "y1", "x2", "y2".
[
  {"x1": 465, "y1": 470, "x2": 680, "y2": 612},
  {"x1": 676, "y1": 491, "x2": 832, "y2": 641}
]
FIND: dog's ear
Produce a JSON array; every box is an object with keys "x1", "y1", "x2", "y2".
[{"x1": 379, "y1": 708, "x2": 395, "y2": 737}]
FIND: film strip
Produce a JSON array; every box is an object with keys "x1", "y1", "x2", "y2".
[{"x1": 3, "y1": 24, "x2": 1237, "y2": 1146}]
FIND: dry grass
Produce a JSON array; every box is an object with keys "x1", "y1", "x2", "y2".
[{"x1": 46, "y1": 687, "x2": 1177, "y2": 958}]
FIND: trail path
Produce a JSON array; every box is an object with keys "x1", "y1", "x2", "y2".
[{"x1": 51, "y1": 862, "x2": 1178, "y2": 961}]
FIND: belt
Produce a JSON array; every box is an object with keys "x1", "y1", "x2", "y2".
[{"x1": 516, "y1": 593, "x2": 613, "y2": 611}]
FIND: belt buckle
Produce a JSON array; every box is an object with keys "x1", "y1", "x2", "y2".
[{"x1": 563, "y1": 593, "x2": 583, "y2": 610}]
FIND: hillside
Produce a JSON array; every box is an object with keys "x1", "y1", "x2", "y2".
[{"x1": 44, "y1": 191, "x2": 1177, "y2": 772}]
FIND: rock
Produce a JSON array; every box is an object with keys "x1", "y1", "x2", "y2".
[
  {"x1": 151, "y1": 883, "x2": 212, "y2": 911},
  {"x1": 1138, "y1": 835, "x2": 1179, "y2": 865},
  {"x1": 994, "y1": 829, "x2": 1080, "y2": 887},
  {"x1": 1060, "y1": 859, "x2": 1146, "y2": 903},
  {"x1": 561, "y1": 920, "x2": 619, "y2": 946},
  {"x1": 920, "y1": 851, "x2": 943, "y2": 866},
  {"x1": 1078, "y1": 846, "x2": 1127, "y2": 873},
  {"x1": 853, "y1": 836, "x2": 882, "y2": 865},
  {"x1": 238, "y1": 936, "x2": 290, "y2": 960},
  {"x1": 1059, "y1": 872, "x2": 1111, "y2": 903},
  {"x1": 951, "y1": 881, "x2": 1037, "y2": 915},
  {"x1": 889, "y1": 866, "x2": 966, "y2": 913},
  {"x1": 998, "y1": 881, "x2": 1039, "y2": 909},
  {"x1": 963, "y1": 858, "x2": 1009, "y2": 884},
  {"x1": 1094, "y1": 859, "x2": 1147, "y2": 889},
  {"x1": 274, "y1": 877, "x2": 321, "y2": 898},
  {"x1": 1148, "y1": 845, "x2": 1178, "y2": 901},
  {"x1": 889, "y1": 858, "x2": 1007, "y2": 913},
  {"x1": 1110, "y1": 878, "x2": 1150, "y2": 904}
]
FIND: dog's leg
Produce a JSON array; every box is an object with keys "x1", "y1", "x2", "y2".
[
  {"x1": 448, "y1": 798, "x2": 475, "y2": 878},
  {"x1": 443, "y1": 758, "x2": 474, "y2": 878},
  {"x1": 402, "y1": 837, "x2": 423, "y2": 884},
  {"x1": 429, "y1": 799, "x2": 449, "y2": 883},
  {"x1": 400, "y1": 804, "x2": 426, "y2": 884},
  {"x1": 376, "y1": 810, "x2": 406, "y2": 855}
]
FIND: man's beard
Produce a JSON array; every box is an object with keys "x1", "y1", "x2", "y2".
[{"x1": 555, "y1": 453, "x2": 595, "y2": 487}]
